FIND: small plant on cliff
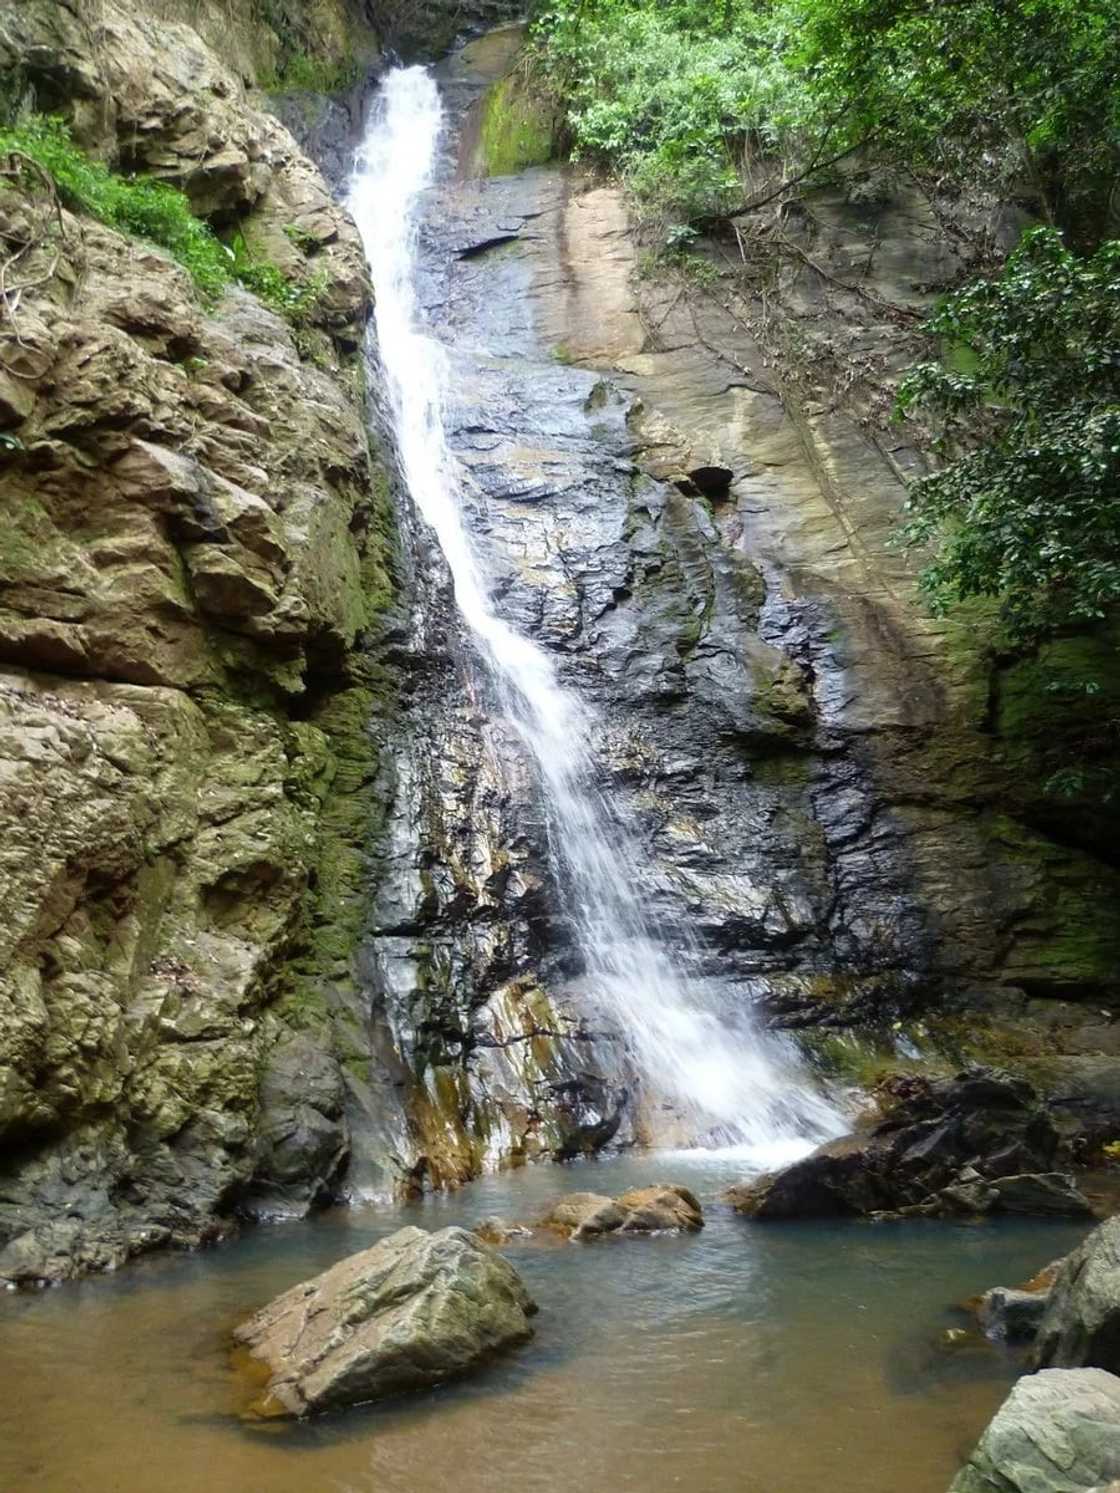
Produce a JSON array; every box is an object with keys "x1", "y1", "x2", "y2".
[
  {"x1": 895, "y1": 226, "x2": 1120, "y2": 643},
  {"x1": 0, "y1": 116, "x2": 327, "y2": 324},
  {"x1": 0, "y1": 115, "x2": 231, "y2": 296},
  {"x1": 230, "y1": 234, "x2": 328, "y2": 326}
]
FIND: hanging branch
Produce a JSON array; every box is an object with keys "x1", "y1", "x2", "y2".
[{"x1": 0, "y1": 148, "x2": 69, "y2": 379}]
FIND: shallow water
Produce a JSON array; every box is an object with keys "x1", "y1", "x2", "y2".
[{"x1": 0, "y1": 1153, "x2": 1084, "y2": 1493}]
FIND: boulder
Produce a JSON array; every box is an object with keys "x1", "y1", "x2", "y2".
[
  {"x1": 991, "y1": 1173, "x2": 1095, "y2": 1218},
  {"x1": 949, "y1": 1368, "x2": 1120, "y2": 1492},
  {"x1": 233, "y1": 1226, "x2": 537, "y2": 1417},
  {"x1": 472, "y1": 1216, "x2": 533, "y2": 1245},
  {"x1": 981, "y1": 1288, "x2": 1053, "y2": 1344},
  {"x1": 539, "y1": 1184, "x2": 703, "y2": 1239},
  {"x1": 616, "y1": 1185, "x2": 704, "y2": 1233},
  {"x1": 726, "y1": 1069, "x2": 1092, "y2": 1220},
  {"x1": 1037, "y1": 1219, "x2": 1120, "y2": 1373}
]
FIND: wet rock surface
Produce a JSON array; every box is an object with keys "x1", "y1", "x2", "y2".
[
  {"x1": 949, "y1": 1368, "x2": 1120, "y2": 1493},
  {"x1": 359, "y1": 31, "x2": 1120, "y2": 1191},
  {"x1": 1036, "y1": 1219, "x2": 1120, "y2": 1374},
  {"x1": 0, "y1": 0, "x2": 394, "y2": 1282},
  {"x1": 538, "y1": 1184, "x2": 704, "y2": 1239},
  {"x1": 233, "y1": 1225, "x2": 537, "y2": 1417},
  {"x1": 725, "y1": 1070, "x2": 1093, "y2": 1220}
]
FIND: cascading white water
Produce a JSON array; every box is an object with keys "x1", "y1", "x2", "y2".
[{"x1": 349, "y1": 66, "x2": 843, "y2": 1163}]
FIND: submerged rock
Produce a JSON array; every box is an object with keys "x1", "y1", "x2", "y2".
[
  {"x1": 539, "y1": 1185, "x2": 703, "y2": 1239},
  {"x1": 980, "y1": 1288, "x2": 1053, "y2": 1344},
  {"x1": 725, "y1": 1069, "x2": 1093, "y2": 1220},
  {"x1": 949, "y1": 1368, "x2": 1120, "y2": 1492},
  {"x1": 1036, "y1": 1218, "x2": 1120, "y2": 1374},
  {"x1": 233, "y1": 1226, "x2": 537, "y2": 1417},
  {"x1": 472, "y1": 1216, "x2": 533, "y2": 1245}
]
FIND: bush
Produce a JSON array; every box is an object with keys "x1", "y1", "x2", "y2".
[
  {"x1": 0, "y1": 116, "x2": 232, "y2": 295},
  {"x1": 0, "y1": 116, "x2": 324, "y2": 324},
  {"x1": 896, "y1": 227, "x2": 1120, "y2": 642}
]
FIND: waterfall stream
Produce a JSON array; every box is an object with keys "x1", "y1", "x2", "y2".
[{"x1": 348, "y1": 66, "x2": 842, "y2": 1163}]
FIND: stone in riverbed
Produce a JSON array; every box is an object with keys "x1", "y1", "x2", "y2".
[
  {"x1": 472, "y1": 1216, "x2": 533, "y2": 1245},
  {"x1": 949, "y1": 1367, "x2": 1120, "y2": 1492},
  {"x1": 725, "y1": 1068, "x2": 1093, "y2": 1221},
  {"x1": 980, "y1": 1287, "x2": 1052, "y2": 1343},
  {"x1": 1036, "y1": 1218, "x2": 1120, "y2": 1374},
  {"x1": 232, "y1": 1226, "x2": 537, "y2": 1418},
  {"x1": 539, "y1": 1185, "x2": 703, "y2": 1239},
  {"x1": 991, "y1": 1172, "x2": 1096, "y2": 1217}
]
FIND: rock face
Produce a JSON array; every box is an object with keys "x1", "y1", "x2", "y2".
[
  {"x1": 3, "y1": 4, "x2": 1120, "y2": 1285},
  {"x1": 539, "y1": 1185, "x2": 704, "y2": 1239},
  {"x1": 949, "y1": 1368, "x2": 1120, "y2": 1493},
  {"x1": 1036, "y1": 1220, "x2": 1120, "y2": 1373},
  {"x1": 724, "y1": 1069, "x2": 1093, "y2": 1219},
  {"x1": 0, "y1": 0, "x2": 398, "y2": 1283},
  {"x1": 359, "y1": 30, "x2": 1120, "y2": 1192},
  {"x1": 233, "y1": 1225, "x2": 537, "y2": 1417}
]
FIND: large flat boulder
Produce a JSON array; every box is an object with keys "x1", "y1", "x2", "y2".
[
  {"x1": 1037, "y1": 1219, "x2": 1120, "y2": 1373},
  {"x1": 233, "y1": 1226, "x2": 537, "y2": 1417},
  {"x1": 949, "y1": 1368, "x2": 1120, "y2": 1492}
]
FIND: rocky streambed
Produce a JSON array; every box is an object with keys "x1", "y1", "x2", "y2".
[{"x1": 0, "y1": 1152, "x2": 1096, "y2": 1493}]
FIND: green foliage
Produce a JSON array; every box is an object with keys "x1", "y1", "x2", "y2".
[
  {"x1": 261, "y1": 51, "x2": 362, "y2": 94},
  {"x1": 791, "y1": 0, "x2": 1120, "y2": 241},
  {"x1": 533, "y1": 0, "x2": 784, "y2": 221},
  {"x1": 896, "y1": 227, "x2": 1120, "y2": 642},
  {"x1": 0, "y1": 115, "x2": 229, "y2": 296},
  {"x1": 532, "y1": 0, "x2": 1120, "y2": 239},
  {"x1": 230, "y1": 234, "x2": 328, "y2": 326},
  {"x1": 0, "y1": 116, "x2": 326, "y2": 327}
]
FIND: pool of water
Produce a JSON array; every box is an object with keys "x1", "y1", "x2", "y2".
[{"x1": 0, "y1": 1153, "x2": 1084, "y2": 1493}]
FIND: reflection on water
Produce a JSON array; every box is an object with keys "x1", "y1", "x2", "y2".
[{"x1": 0, "y1": 1153, "x2": 1084, "y2": 1493}]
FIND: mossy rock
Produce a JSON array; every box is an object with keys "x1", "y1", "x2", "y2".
[{"x1": 478, "y1": 71, "x2": 557, "y2": 177}]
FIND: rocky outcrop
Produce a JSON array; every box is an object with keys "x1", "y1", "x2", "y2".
[
  {"x1": 0, "y1": 0, "x2": 397, "y2": 1282},
  {"x1": 233, "y1": 1225, "x2": 537, "y2": 1416},
  {"x1": 949, "y1": 1368, "x2": 1120, "y2": 1493},
  {"x1": 538, "y1": 1185, "x2": 704, "y2": 1239},
  {"x1": 724, "y1": 1069, "x2": 1093, "y2": 1220},
  {"x1": 1036, "y1": 1219, "x2": 1120, "y2": 1374}
]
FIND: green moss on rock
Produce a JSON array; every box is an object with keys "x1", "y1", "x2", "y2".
[{"x1": 479, "y1": 72, "x2": 556, "y2": 177}]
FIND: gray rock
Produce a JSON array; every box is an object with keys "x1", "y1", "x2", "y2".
[
  {"x1": 1037, "y1": 1219, "x2": 1120, "y2": 1372},
  {"x1": 726, "y1": 1070, "x2": 1071, "y2": 1221},
  {"x1": 992, "y1": 1173, "x2": 1095, "y2": 1218},
  {"x1": 233, "y1": 1226, "x2": 537, "y2": 1417},
  {"x1": 950, "y1": 1368, "x2": 1120, "y2": 1492},
  {"x1": 981, "y1": 1288, "x2": 1052, "y2": 1343}
]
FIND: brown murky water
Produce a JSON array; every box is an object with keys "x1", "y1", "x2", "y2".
[{"x1": 0, "y1": 1153, "x2": 1085, "y2": 1493}]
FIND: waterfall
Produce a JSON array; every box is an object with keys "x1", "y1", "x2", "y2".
[{"x1": 349, "y1": 66, "x2": 842, "y2": 1164}]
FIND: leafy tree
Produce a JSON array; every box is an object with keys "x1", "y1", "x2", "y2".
[
  {"x1": 790, "y1": 0, "x2": 1120, "y2": 243},
  {"x1": 896, "y1": 227, "x2": 1120, "y2": 642},
  {"x1": 532, "y1": 0, "x2": 1120, "y2": 241}
]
